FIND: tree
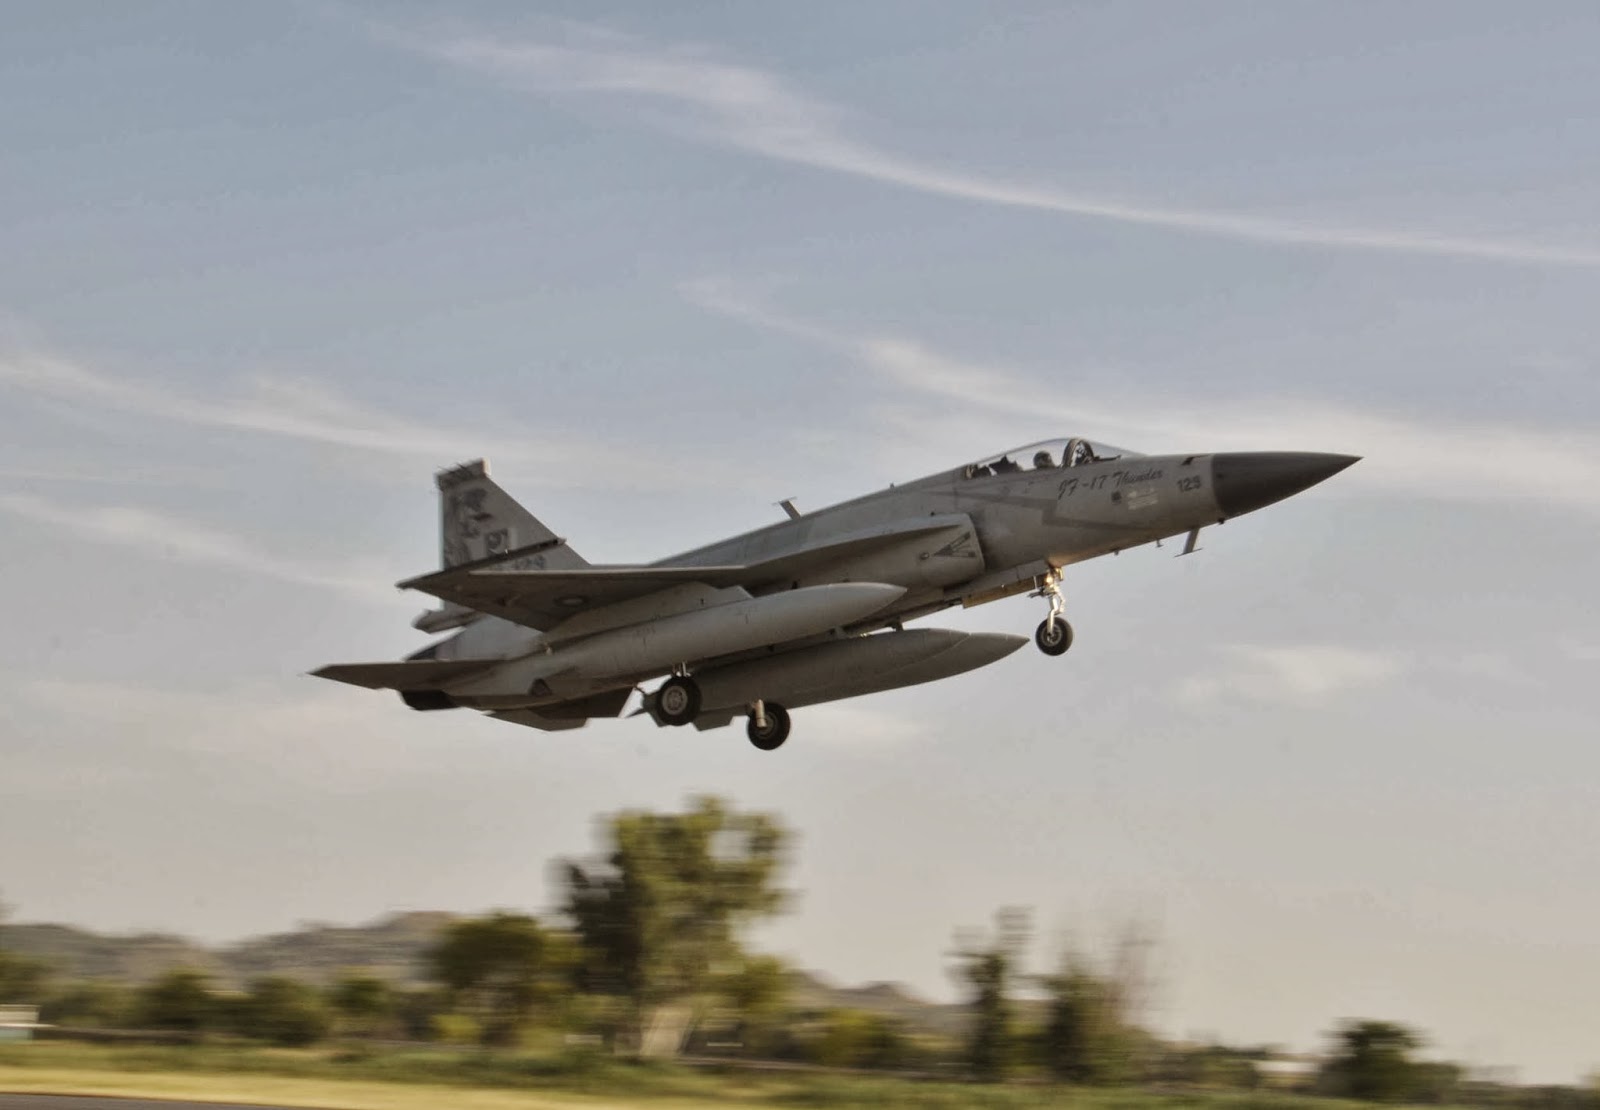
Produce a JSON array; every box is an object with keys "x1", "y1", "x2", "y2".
[
  {"x1": 329, "y1": 972, "x2": 395, "y2": 1038},
  {"x1": 0, "y1": 892, "x2": 49, "y2": 1003},
  {"x1": 0, "y1": 947, "x2": 48, "y2": 1003},
  {"x1": 427, "y1": 912, "x2": 564, "y2": 1047},
  {"x1": 234, "y1": 976, "x2": 332, "y2": 1047},
  {"x1": 563, "y1": 796, "x2": 790, "y2": 1056},
  {"x1": 1034, "y1": 918, "x2": 1154, "y2": 1086},
  {"x1": 717, "y1": 954, "x2": 790, "y2": 1055},
  {"x1": 1322, "y1": 1020, "x2": 1422, "y2": 1102},
  {"x1": 951, "y1": 907, "x2": 1029, "y2": 1083},
  {"x1": 134, "y1": 969, "x2": 214, "y2": 1034}
]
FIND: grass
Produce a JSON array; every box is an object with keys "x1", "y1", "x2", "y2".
[{"x1": 0, "y1": 1042, "x2": 1378, "y2": 1110}]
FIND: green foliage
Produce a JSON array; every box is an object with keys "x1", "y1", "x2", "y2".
[
  {"x1": 1411, "y1": 1060, "x2": 1464, "y2": 1104},
  {"x1": 1321, "y1": 1019, "x2": 1422, "y2": 1102},
  {"x1": 951, "y1": 907, "x2": 1029, "y2": 1083},
  {"x1": 392, "y1": 986, "x2": 448, "y2": 1041},
  {"x1": 1038, "y1": 958, "x2": 1134, "y2": 1084},
  {"x1": 1033, "y1": 920, "x2": 1154, "y2": 1086},
  {"x1": 0, "y1": 950, "x2": 49, "y2": 1003},
  {"x1": 1159, "y1": 1042, "x2": 1264, "y2": 1090},
  {"x1": 328, "y1": 971, "x2": 395, "y2": 1036},
  {"x1": 0, "y1": 894, "x2": 50, "y2": 1003},
  {"x1": 40, "y1": 980, "x2": 134, "y2": 1028},
  {"x1": 134, "y1": 969, "x2": 214, "y2": 1033},
  {"x1": 563, "y1": 795, "x2": 790, "y2": 1055},
  {"x1": 721, "y1": 954, "x2": 789, "y2": 1022},
  {"x1": 713, "y1": 953, "x2": 790, "y2": 1055},
  {"x1": 233, "y1": 976, "x2": 332, "y2": 1047},
  {"x1": 806, "y1": 1008, "x2": 913, "y2": 1070},
  {"x1": 429, "y1": 1011, "x2": 481, "y2": 1045},
  {"x1": 426, "y1": 912, "x2": 564, "y2": 1047}
]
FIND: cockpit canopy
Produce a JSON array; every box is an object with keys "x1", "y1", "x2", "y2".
[{"x1": 961, "y1": 438, "x2": 1141, "y2": 479}]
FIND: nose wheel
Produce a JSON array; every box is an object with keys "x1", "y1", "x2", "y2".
[
  {"x1": 655, "y1": 674, "x2": 702, "y2": 726},
  {"x1": 746, "y1": 701, "x2": 791, "y2": 751},
  {"x1": 1035, "y1": 617, "x2": 1074, "y2": 655},
  {"x1": 1031, "y1": 569, "x2": 1074, "y2": 656}
]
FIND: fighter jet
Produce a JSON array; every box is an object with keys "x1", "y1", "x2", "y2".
[{"x1": 314, "y1": 439, "x2": 1356, "y2": 750}]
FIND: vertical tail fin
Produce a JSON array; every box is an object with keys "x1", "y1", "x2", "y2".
[{"x1": 436, "y1": 460, "x2": 588, "y2": 570}]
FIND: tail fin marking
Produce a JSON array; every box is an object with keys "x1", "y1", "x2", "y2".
[{"x1": 436, "y1": 459, "x2": 587, "y2": 570}]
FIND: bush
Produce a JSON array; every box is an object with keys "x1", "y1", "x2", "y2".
[
  {"x1": 430, "y1": 1012, "x2": 481, "y2": 1045},
  {"x1": 42, "y1": 981, "x2": 135, "y2": 1028},
  {"x1": 234, "y1": 977, "x2": 332, "y2": 1047},
  {"x1": 804, "y1": 1009, "x2": 913, "y2": 1070},
  {"x1": 134, "y1": 970, "x2": 213, "y2": 1034}
]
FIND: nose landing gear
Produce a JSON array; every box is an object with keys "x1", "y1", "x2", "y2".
[{"x1": 1031, "y1": 569, "x2": 1074, "y2": 656}]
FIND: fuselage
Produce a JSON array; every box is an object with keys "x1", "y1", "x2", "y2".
[
  {"x1": 318, "y1": 444, "x2": 1356, "y2": 742},
  {"x1": 659, "y1": 450, "x2": 1221, "y2": 617},
  {"x1": 432, "y1": 449, "x2": 1354, "y2": 696}
]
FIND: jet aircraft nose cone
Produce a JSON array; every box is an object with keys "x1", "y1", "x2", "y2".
[{"x1": 1211, "y1": 452, "x2": 1360, "y2": 519}]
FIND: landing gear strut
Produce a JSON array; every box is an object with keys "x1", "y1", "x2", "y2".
[
  {"x1": 746, "y1": 700, "x2": 791, "y2": 751},
  {"x1": 1031, "y1": 569, "x2": 1074, "y2": 656},
  {"x1": 655, "y1": 674, "x2": 702, "y2": 726}
]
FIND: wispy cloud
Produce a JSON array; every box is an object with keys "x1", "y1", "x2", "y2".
[
  {"x1": 1176, "y1": 644, "x2": 1406, "y2": 707},
  {"x1": 0, "y1": 349, "x2": 771, "y2": 494},
  {"x1": 0, "y1": 464, "x2": 222, "y2": 488},
  {"x1": 397, "y1": 26, "x2": 1600, "y2": 269},
  {"x1": 1, "y1": 351, "x2": 531, "y2": 465},
  {"x1": 0, "y1": 492, "x2": 399, "y2": 605},
  {"x1": 683, "y1": 282, "x2": 1600, "y2": 515}
]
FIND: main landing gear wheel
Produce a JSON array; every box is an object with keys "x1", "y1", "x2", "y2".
[
  {"x1": 746, "y1": 703, "x2": 791, "y2": 751},
  {"x1": 1035, "y1": 617, "x2": 1074, "y2": 656},
  {"x1": 655, "y1": 675, "x2": 702, "y2": 726}
]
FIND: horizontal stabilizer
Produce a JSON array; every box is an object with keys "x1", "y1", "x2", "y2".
[{"x1": 311, "y1": 659, "x2": 495, "y2": 691}]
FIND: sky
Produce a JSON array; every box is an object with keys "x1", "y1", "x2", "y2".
[{"x1": 1, "y1": 0, "x2": 1597, "y2": 1084}]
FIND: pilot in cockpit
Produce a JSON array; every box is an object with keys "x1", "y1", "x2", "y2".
[{"x1": 1033, "y1": 449, "x2": 1055, "y2": 469}]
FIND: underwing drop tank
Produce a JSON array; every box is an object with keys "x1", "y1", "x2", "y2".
[
  {"x1": 450, "y1": 581, "x2": 908, "y2": 701},
  {"x1": 667, "y1": 627, "x2": 1027, "y2": 722}
]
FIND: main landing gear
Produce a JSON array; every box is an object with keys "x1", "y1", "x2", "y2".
[
  {"x1": 1031, "y1": 569, "x2": 1074, "y2": 657},
  {"x1": 746, "y1": 700, "x2": 791, "y2": 751},
  {"x1": 654, "y1": 674, "x2": 701, "y2": 726},
  {"x1": 650, "y1": 676, "x2": 792, "y2": 751}
]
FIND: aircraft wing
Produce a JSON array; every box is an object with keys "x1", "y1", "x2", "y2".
[
  {"x1": 311, "y1": 659, "x2": 496, "y2": 690},
  {"x1": 398, "y1": 518, "x2": 969, "y2": 632},
  {"x1": 396, "y1": 565, "x2": 752, "y2": 630}
]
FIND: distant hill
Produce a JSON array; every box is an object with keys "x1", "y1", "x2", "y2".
[
  {"x1": 786, "y1": 970, "x2": 972, "y2": 1038},
  {"x1": 0, "y1": 911, "x2": 457, "y2": 989},
  {"x1": 2, "y1": 913, "x2": 974, "y2": 1036},
  {"x1": 0, "y1": 924, "x2": 219, "y2": 984},
  {"x1": 219, "y1": 912, "x2": 457, "y2": 987}
]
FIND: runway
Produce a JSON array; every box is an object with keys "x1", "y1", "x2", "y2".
[{"x1": 0, "y1": 1098, "x2": 287, "y2": 1110}]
